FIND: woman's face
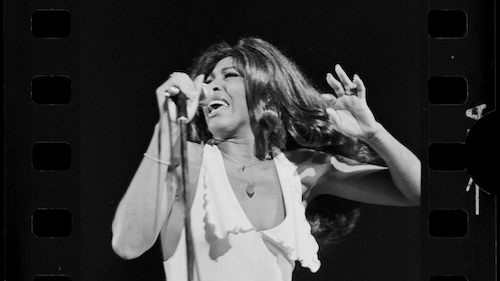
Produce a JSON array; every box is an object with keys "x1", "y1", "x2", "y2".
[{"x1": 203, "y1": 57, "x2": 253, "y2": 140}]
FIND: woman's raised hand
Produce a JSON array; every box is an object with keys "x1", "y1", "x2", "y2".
[
  {"x1": 155, "y1": 72, "x2": 206, "y2": 122},
  {"x1": 322, "y1": 64, "x2": 379, "y2": 140}
]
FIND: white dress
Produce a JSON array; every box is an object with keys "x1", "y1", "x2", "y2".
[{"x1": 163, "y1": 144, "x2": 320, "y2": 281}]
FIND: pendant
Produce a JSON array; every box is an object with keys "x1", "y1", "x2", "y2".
[{"x1": 246, "y1": 183, "x2": 255, "y2": 198}]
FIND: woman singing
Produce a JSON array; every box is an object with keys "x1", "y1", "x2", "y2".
[{"x1": 111, "y1": 37, "x2": 421, "y2": 280}]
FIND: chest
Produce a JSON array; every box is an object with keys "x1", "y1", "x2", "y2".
[{"x1": 222, "y1": 159, "x2": 286, "y2": 231}]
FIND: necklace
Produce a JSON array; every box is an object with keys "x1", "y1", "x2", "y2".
[
  {"x1": 220, "y1": 150, "x2": 264, "y2": 198},
  {"x1": 220, "y1": 150, "x2": 263, "y2": 171}
]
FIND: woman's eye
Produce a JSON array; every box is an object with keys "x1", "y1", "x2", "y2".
[
  {"x1": 224, "y1": 72, "x2": 239, "y2": 78},
  {"x1": 204, "y1": 72, "x2": 240, "y2": 83}
]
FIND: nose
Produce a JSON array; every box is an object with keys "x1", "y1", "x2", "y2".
[
  {"x1": 206, "y1": 73, "x2": 226, "y2": 92},
  {"x1": 212, "y1": 84, "x2": 222, "y2": 92},
  {"x1": 207, "y1": 81, "x2": 222, "y2": 92}
]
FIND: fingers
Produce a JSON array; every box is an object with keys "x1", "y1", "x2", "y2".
[
  {"x1": 327, "y1": 64, "x2": 366, "y2": 99},
  {"x1": 326, "y1": 73, "x2": 345, "y2": 97},
  {"x1": 157, "y1": 73, "x2": 206, "y2": 101},
  {"x1": 326, "y1": 65, "x2": 357, "y2": 97},
  {"x1": 334, "y1": 65, "x2": 356, "y2": 91},
  {"x1": 155, "y1": 72, "x2": 206, "y2": 122},
  {"x1": 190, "y1": 74, "x2": 205, "y2": 104},
  {"x1": 352, "y1": 74, "x2": 366, "y2": 99},
  {"x1": 167, "y1": 73, "x2": 202, "y2": 98}
]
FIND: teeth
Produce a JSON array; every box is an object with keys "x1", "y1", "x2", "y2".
[{"x1": 208, "y1": 100, "x2": 229, "y2": 112}]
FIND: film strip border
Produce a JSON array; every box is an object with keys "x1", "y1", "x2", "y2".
[
  {"x1": 5, "y1": 1, "x2": 81, "y2": 280},
  {"x1": 426, "y1": 0, "x2": 496, "y2": 280},
  {"x1": 4, "y1": 0, "x2": 496, "y2": 280}
]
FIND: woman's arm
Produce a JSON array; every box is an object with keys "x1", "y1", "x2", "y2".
[
  {"x1": 112, "y1": 72, "x2": 206, "y2": 259},
  {"x1": 360, "y1": 123, "x2": 421, "y2": 204},
  {"x1": 111, "y1": 121, "x2": 178, "y2": 260},
  {"x1": 290, "y1": 145, "x2": 419, "y2": 207},
  {"x1": 295, "y1": 64, "x2": 420, "y2": 206}
]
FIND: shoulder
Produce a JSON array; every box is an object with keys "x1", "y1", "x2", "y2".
[
  {"x1": 285, "y1": 148, "x2": 342, "y2": 170},
  {"x1": 284, "y1": 148, "x2": 336, "y2": 190},
  {"x1": 284, "y1": 148, "x2": 387, "y2": 190},
  {"x1": 285, "y1": 148, "x2": 361, "y2": 171},
  {"x1": 285, "y1": 148, "x2": 385, "y2": 171}
]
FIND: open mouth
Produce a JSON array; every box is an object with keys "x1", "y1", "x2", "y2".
[{"x1": 208, "y1": 99, "x2": 230, "y2": 114}]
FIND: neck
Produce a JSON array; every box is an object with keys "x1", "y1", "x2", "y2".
[{"x1": 214, "y1": 134, "x2": 259, "y2": 163}]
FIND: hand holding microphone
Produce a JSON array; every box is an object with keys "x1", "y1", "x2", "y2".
[
  {"x1": 165, "y1": 85, "x2": 213, "y2": 106},
  {"x1": 155, "y1": 72, "x2": 213, "y2": 122}
]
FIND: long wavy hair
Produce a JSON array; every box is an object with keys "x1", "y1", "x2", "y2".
[
  {"x1": 188, "y1": 37, "x2": 380, "y2": 163},
  {"x1": 187, "y1": 37, "x2": 381, "y2": 246}
]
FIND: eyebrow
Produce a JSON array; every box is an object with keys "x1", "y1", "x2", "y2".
[{"x1": 207, "y1": 66, "x2": 238, "y2": 78}]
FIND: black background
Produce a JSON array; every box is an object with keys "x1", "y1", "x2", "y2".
[{"x1": 5, "y1": 0, "x2": 425, "y2": 280}]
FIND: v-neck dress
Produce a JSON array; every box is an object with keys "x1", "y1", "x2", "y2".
[{"x1": 163, "y1": 144, "x2": 320, "y2": 281}]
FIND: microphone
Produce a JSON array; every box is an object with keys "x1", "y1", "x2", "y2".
[{"x1": 165, "y1": 86, "x2": 214, "y2": 106}]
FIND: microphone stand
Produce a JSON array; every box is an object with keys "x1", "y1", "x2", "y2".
[{"x1": 174, "y1": 93, "x2": 195, "y2": 281}]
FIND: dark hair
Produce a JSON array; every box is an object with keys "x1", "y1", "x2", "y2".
[
  {"x1": 306, "y1": 195, "x2": 361, "y2": 248},
  {"x1": 188, "y1": 37, "x2": 381, "y2": 246}
]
